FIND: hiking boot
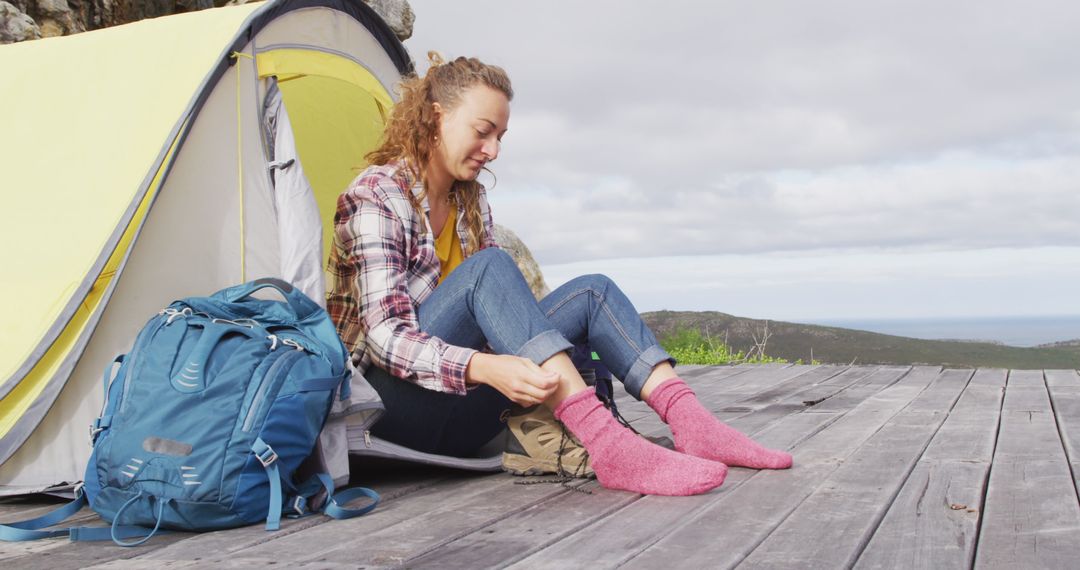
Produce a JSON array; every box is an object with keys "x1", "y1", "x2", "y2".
[
  {"x1": 503, "y1": 405, "x2": 594, "y2": 478},
  {"x1": 502, "y1": 404, "x2": 676, "y2": 478}
]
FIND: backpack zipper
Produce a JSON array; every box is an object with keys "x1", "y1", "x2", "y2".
[
  {"x1": 242, "y1": 348, "x2": 303, "y2": 432},
  {"x1": 116, "y1": 312, "x2": 175, "y2": 415}
]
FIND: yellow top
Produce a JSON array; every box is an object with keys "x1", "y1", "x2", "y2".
[{"x1": 435, "y1": 207, "x2": 464, "y2": 284}]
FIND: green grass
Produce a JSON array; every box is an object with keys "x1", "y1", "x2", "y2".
[
  {"x1": 644, "y1": 310, "x2": 1080, "y2": 368},
  {"x1": 660, "y1": 327, "x2": 801, "y2": 366}
]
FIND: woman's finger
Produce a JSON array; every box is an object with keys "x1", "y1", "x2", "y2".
[
  {"x1": 520, "y1": 357, "x2": 545, "y2": 373},
  {"x1": 514, "y1": 383, "x2": 547, "y2": 404}
]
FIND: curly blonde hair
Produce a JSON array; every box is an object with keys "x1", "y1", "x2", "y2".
[{"x1": 366, "y1": 52, "x2": 513, "y2": 256}]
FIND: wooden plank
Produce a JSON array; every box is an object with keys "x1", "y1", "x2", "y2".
[
  {"x1": 0, "y1": 508, "x2": 109, "y2": 561},
  {"x1": 1045, "y1": 369, "x2": 1080, "y2": 491},
  {"x1": 670, "y1": 364, "x2": 804, "y2": 408},
  {"x1": 713, "y1": 365, "x2": 888, "y2": 438},
  {"x1": 975, "y1": 370, "x2": 1080, "y2": 568},
  {"x1": 672, "y1": 363, "x2": 707, "y2": 376},
  {"x1": 8, "y1": 468, "x2": 467, "y2": 569},
  {"x1": 736, "y1": 368, "x2": 968, "y2": 568},
  {"x1": 854, "y1": 461, "x2": 987, "y2": 570},
  {"x1": 768, "y1": 365, "x2": 882, "y2": 409},
  {"x1": 0, "y1": 529, "x2": 191, "y2": 569},
  {"x1": 809, "y1": 366, "x2": 925, "y2": 413},
  {"x1": 993, "y1": 371, "x2": 1066, "y2": 461},
  {"x1": 854, "y1": 368, "x2": 1003, "y2": 570},
  {"x1": 163, "y1": 472, "x2": 595, "y2": 566},
  {"x1": 500, "y1": 366, "x2": 856, "y2": 569},
  {"x1": 715, "y1": 364, "x2": 852, "y2": 414},
  {"x1": 677, "y1": 364, "x2": 750, "y2": 381},
  {"x1": 697, "y1": 364, "x2": 808, "y2": 404},
  {"x1": 679, "y1": 363, "x2": 757, "y2": 385},
  {"x1": 920, "y1": 369, "x2": 1006, "y2": 462},
  {"x1": 1044, "y1": 369, "x2": 1080, "y2": 388},
  {"x1": 123, "y1": 469, "x2": 503, "y2": 563},
  {"x1": 20, "y1": 366, "x2": 1080, "y2": 570},
  {"x1": 508, "y1": 408, "x2": 844, "y2": 569},
  {"x1": 495, "y1": 366, "x2": 857, "y2": 568},
  {"x1": 974, "y1": 461, "x2": 1080, "y2": 568},
  {"x1": 607, "y1": 362, "x2": 748, "y2": 408},
  {"x1": 616, "y1": 364, "x2": 821, "y2": 425},
  {"x1": 610, "y1": 364, "x2": 759, "y2": 424},
  {"x1": 622, "y1": 366, "x2": 937, "y2": 570},
  {"x1": 402, "y1": 479, "x2": 636, "y2": 568},
  {"x1": 621, "y1": 366, "x2": 856, "y2": 449},
  {"x1": 86, "y1": 557, "x2": 360, "y2": 569},
  {"x1": 900, "y1": 368, "x2": 974, "y2": 413}
]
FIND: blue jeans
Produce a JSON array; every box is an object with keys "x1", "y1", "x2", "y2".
[{"x1": 368, "y1": 248, "x2": 674, "y2": 455}]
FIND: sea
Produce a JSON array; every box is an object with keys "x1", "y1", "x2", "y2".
[{"x1": 810, "y1": 315, "x2": 1080, "y2": 348}]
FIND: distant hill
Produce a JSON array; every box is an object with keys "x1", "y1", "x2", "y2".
[{"x1": 642, "y1": 310, "x2": 1080, "y2": 369}]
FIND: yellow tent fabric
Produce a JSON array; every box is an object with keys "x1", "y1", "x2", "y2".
[
  {"x1": 0, "y1": 135, "x2": 179, "y2": 436},
  {"x1": 0, "y1": 0, "x2": 411, "y2": 492},
  {"x1": 257, "y1": 48, "x2": 392, "y2": 268},
  {"x1": 0, "y1": 4, "x2": 264, "y2": 396}
]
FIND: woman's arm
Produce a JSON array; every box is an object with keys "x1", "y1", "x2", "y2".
[{"x1": 335, "y1": 182, "x2": 476, "y2": 396}]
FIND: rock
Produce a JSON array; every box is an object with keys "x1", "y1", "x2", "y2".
[
  {"x1": 9, "y1": 0, "x2": 82, "y2": 38},
  {"x1": 1, "y1": 1, "x2": 41, "y2": 43},
  {"x1": 361, "y1": 0, "x2": 412, "y2": 41},
  {"x1": 5, "y1": 0, "x2": 411, "y2": 43},
  {"x1": 493, "y1": 224, "x2": 550, "y2": 300}
]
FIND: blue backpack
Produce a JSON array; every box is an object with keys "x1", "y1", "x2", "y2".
[{"x1": 1, "y1": 278, "x2": 377, "y2": 545}]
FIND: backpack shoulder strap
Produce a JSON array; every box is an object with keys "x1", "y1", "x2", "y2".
[
  {"x1": 0, "y1": 488, "x2": 172, "y2": 546},
  {"x1": 313, "y1": 473, "x2": 379, "y2": 520},
  {"x1": 0, "y1": 490, "x2": 86, "y2": 541}
]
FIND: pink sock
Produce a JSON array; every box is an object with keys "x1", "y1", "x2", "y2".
[
  {"x1": 554, "y1": 388, "x2": 727, "y2": 496},
  {"x1": 648, "y1": 378, "x2": 793, "y2": 469}
]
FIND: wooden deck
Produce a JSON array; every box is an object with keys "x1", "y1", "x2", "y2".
[{"x1": 3, "y1": 364, "x2": 1080, "y2": 569}]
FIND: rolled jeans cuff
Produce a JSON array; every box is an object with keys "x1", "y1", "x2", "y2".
[
  {"x1": 623, "y1": 345, "x2": 676, "y2": 400},
  {"x1": 516, "y1": 329, "x2": 574, "y2": 366}
]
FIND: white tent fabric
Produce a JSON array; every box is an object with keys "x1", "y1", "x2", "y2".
[{"x1": 264, "y1": 78, "x2": 327, "y2": 308}]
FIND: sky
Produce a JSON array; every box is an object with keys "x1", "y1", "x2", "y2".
[{"x1": 404, "y1": 0, "x2": 1080, "y2": 322}]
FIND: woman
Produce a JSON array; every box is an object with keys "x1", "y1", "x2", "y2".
[{"x1": 326, "y1": 53, "x2": 791, "y2": 496}]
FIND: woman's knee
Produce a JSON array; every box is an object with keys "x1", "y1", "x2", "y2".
[
  {"x1": 470, "y1": 247, "x2": 517, "y2": 273},
  {"x1": 575, "y1": 273, "x2": 616, "y2": 297},
  {"x1": 445, "y1": 248, "x2": 518, "y2": 291}
]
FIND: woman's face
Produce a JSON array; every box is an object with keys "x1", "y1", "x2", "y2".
[{"x1": 433, "y1": 84, "x2": 510, "y2": 182}]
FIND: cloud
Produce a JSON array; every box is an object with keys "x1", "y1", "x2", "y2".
[
  {"x1": 407, "y1": 0, "x2": 1080, "y2": 265},
  {"x1": 490, "y1": 153, "x2": 1080, "y2": 263},
  {"x1": 542, "y1": 247, "x2": 1080, "y2": 320}
]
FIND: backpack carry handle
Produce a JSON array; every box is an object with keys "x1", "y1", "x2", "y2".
[
  {"x1": 218, "y1": 278, "x2": 349, "y2": 374},
  {"x1": 224, "y1": 278, "x2": 320, "y2": 320},
  {"x1": 109, "y1": 492, "x2": 170, "y2": 547}
]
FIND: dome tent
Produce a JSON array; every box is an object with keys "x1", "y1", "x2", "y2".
[{"x1": 0, "y1": 0, "x2": 451, "y2": 495}]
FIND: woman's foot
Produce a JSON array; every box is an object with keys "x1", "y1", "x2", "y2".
[
  {"x1": 647, "y1": 378, "x2": 793, "y2": 470},
  {"x1": 554, "y1": 388, "x2": 727, "y2": 496}
]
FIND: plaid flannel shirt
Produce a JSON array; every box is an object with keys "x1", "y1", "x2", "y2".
[{"x1": 326, "y1": 161, "x2": 499, "y2": 395}]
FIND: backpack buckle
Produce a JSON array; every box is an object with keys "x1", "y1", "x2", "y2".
[
  {"x1": 256, "y1": 446, "x2": 278, "y2": 467},
  {"x1": 88, "y1": 416, "x2": 108, "y2": 446},
  {"x1": 290, "y1": 496, "x2": 307, "y2": 516},
  {"x1": 282, "y1": 338, "x2": 306, "y2": 352}
]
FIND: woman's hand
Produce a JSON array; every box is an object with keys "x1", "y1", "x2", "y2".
[{"x1": 466, "y1": 353, "x2": 560, "y2": 406}]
